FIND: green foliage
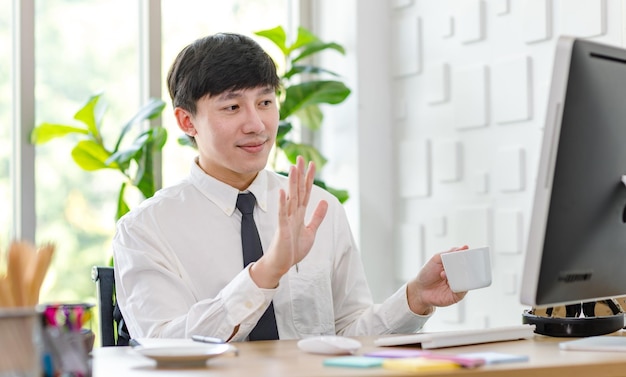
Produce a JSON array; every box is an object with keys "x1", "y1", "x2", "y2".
[
  {"x1": 256, "y1": 26, "x2": 351, "y2": 203},
  {"x1": 176, "y1": 26, "x2": 351, "y2": 203},
  {"x1": 31, "y1": 93, "x2": 167, "y2": 221}
]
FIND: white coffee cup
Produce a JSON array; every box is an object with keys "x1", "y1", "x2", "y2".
[{"x1": 441, "y1": 246, "x2": 492, "y2": 293}]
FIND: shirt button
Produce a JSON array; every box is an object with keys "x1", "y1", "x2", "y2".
[{"x1": 245, "y1": 301, "x2": 253, "y2": 309}]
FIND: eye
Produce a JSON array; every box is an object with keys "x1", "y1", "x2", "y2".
[
  {"x1": 260, "y1": 100, "x2": 273, "y2": 107},
  {"x1": 224, "y1": 104, "x2": 239, "y2": 111}
]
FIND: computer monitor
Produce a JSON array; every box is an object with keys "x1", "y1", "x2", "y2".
[{"x1": 520, "y1": 36, "x2": 626, "y2": 308}]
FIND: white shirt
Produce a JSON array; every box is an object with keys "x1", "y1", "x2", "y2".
[{"x1": 113, "y1": 160, "x2": 430, "y2": 341}]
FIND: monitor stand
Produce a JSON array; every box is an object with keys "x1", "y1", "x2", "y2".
[{"x1": 522, "y1": 300, "x2": 625, "y2": 337}]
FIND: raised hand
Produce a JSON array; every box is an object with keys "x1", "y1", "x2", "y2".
[{"x1": 250, "y1": 156, "x2": 328, "y2": 288}]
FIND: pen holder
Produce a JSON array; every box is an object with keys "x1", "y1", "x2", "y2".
[
  {"x1": 0, "y1": 307, "x2": 42, "y2": 377},
  {"x1": 40, "y1": 303, "x2": 94, "y2": 377}
]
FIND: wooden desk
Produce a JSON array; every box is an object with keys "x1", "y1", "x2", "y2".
[{"x1": 92, "y1": 332, "x2": 626, "y2": 376}]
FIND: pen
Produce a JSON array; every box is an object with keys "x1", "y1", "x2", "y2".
[
  {"x1": 192, "y1": 335, "x2": 240, "y2": 357},
  {"x1": 191, "y1": 335, "x2": 226, "y2": 344}
]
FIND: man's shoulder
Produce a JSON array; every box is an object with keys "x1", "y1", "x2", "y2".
[{"x1": 118, "y1": 180, "x2": 194, "y2": 222}]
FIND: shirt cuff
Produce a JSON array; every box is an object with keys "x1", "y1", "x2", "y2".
[
  {"x1": 220, "y1": 265, "x2": 277, "y2": 326},
  {"x1": 382, "y1": 284, "x2": 434, "y2": 333}
]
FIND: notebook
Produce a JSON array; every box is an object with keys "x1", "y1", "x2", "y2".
[{"x1": 374, "y1": 324, "x2": 536, "y2": 349}]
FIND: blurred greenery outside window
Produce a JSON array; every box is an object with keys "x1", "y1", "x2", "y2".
[{"x1": 2, "y1": 0, "x2": 290, "y2": 306}]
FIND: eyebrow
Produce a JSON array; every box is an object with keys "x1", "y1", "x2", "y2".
[{"x1": 217, "y1": 86, "x2": 274, "y2": 101}]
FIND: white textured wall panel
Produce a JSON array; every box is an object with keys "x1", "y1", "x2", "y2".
[
  {"x1": 471, "y1": 171, "x2": 489, "y2": 194},
  {"x1": 492, "y1": 56, "x2": 532, "y2": 124},
  {"x1": 455, "y1": 0, "x2": 485, "y2": 44},
  {"x1": 426, "y1": 62, "x2": 451, "y2": 104},
  {"x1": 494, "y1": 209, "x2": 523, "y2": 254},
  {"x1": 399, "y1": 139, "x2": 431, "y2": 198},
  {"x1": 393, "y1": 0, "x2": 414, "y2": 9},
  {"x1": 392, "y1": 14, "x2": 422, "y2": 77},
  {"x1": 453, "y1": 65, "x2": 489, "y2": 129},
  {"x1": 455, "y1": 206, "x2": 491, "y2": 247},
  {"x1": 523, "y1": 0, "x2": 552, "y2": 43},
  {"x1": 397, "y1": 224, "x2": 425, "y2": 281},
  {"x1": 433, "y1": 140, "x2": 462, "y2": 183},
  {"x1": 495, "y1": 146, "x2": 526, "y2": 192},
  {"x1": 559, "y1": 0, "x2": 606, "y2": 38},
  {"x1": 495, "y1": 0, "x2": 510, "y2": 15},
  {"x1": 430, "y1": 216, "x2": 447, "y2": 237}
]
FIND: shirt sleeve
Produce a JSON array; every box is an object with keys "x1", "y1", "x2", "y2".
[{"x1": 113, "y1": 220, "x2": 274, "y2": 341}]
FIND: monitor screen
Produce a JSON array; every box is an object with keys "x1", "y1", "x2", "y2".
[{"x1": 520, "y1": 36, "x2": 626, "y2": 308}]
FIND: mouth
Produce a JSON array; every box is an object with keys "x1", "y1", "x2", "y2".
[{"x1": 238, "y1": 138, "x2": 268, "y2": 154}]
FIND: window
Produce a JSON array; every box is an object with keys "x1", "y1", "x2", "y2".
[
  {"x1": 34, "y1": 0, "x2": 141, "y2": 302},
  {"x1": 0, "y1": 0, "x2": 11, "y2": 246}
]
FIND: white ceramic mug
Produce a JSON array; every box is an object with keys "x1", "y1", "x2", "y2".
[{"x1": 441, "y1": 246, "x2": 492, "y2": 293}]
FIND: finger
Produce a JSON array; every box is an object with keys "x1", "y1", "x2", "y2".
[
  {"x1": 287, "y1": 165, "x2": 297, "y2": 215},
  {"x1": 306, "y1": 200, "x2": 328, "y2": 234},
  {"x1": 296, "y1": 156, "x2": 306, "y2": 206},
  {"x1": 278, "y1": 189, "x2": 288, "y2": 226},
  {"x1": 302, "y1": 160, "x2": 316, "y2": 207}
]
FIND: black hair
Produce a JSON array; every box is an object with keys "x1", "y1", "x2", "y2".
[{"x1": 166, "y1": 33, "x2": 281, "y2": 115}]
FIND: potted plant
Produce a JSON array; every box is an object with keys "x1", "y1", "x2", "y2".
[{"x1": 30, "y1": 93, "x2": 167, "y2": 221}]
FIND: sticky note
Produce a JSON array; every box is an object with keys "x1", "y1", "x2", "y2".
[
  {"x1": 456, "y1": 352, "x2": 529, "y2": 364},
  {"x1": 382, "y1": 357, "x2": 461, "y2": 372},
  {"x1": 422, "y1": 354, "x2": 485, "y2": 368},
  {"x1": 323, "y1": 356, "x2": 384, "y2": 368},
  {"x1": 364, "y1": 349, "x2": 431, "y2": 358}
]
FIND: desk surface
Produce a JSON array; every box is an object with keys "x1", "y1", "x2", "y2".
[{"x1": 92, "y1": 332, "x2": 626, "y2": 376}]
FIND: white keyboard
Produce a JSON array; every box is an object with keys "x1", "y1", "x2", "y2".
[{"x1": 374, "y1": 324, "x2": 536, "y2": 349}]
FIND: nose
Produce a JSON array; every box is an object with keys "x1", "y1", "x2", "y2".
[{"x1": 242, "y1": 106, "x2": 266, "y2": 134}]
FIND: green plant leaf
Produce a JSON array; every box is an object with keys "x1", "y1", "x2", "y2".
[
  {"x1": 325, "y1": 186, "x2": 349, "y2": 204},
  {"x1": 177, "y1": 134, "x2": 195, "y2": 147},
  {"x1": 289, "y1": 26, "x2": 319, "y2": 52},
  {"x1": 281, "y1": 141, "x2": 327, "y2": 169},
  {"x1": 71, "y1": 140, "x2": 115, "y2": 171},
  {"x1": 114, "y1": 98, "x2": 166, "y2": 152},
  {"x1": 30, "y1": 123, "x2": 89, "y2": 144},
  {"x1": 132, "y1": 127, "x2": 167, "y2": 199},
  {"x1": 134, "y1": 143, "x2": 155, "y2": 199},
  {"x1": 254, "y1": 26, "x2": 288, "y2": 55},
  {"x1": 116, "y1": 183, "x2": 130, "y2": 220},
  {"x1": 284, "y1": 65, "x2": 340, "y2": 80},
  {"x1": 74, "y1": 93, "x2": 104, "y2": 142},
  {"x1": 107, "y1": 127, "x2": 166, "y2": 166},
  {"x1": 150, "y1": 127, "x2": 168, "y2": 149},
  {"x1": 107, "y1": 133, "x2": 149, "y2": 167},
  {"x1": 276, "y1": 122, "x2": 292, "y2": 146},
  {"x1": 293, "y1": 42, "x2": 345, "y2": 63},
  {"x1": 295, "y1": 104, "x2": 323, "y2": 131},
  {"x1": 280, "y1": 80, "x2": 351, "y2": 120}
]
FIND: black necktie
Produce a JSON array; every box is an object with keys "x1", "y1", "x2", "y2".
[{"x1": 236, "y1": 192, "x2": 279, "y2": 341}]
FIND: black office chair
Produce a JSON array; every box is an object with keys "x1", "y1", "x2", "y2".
[{"x1": 91, "y1": 266, "x2": 131, "y2": 346}]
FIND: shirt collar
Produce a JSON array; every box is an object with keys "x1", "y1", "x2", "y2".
[{"x1": 189, "y1": 158, "x2": 269, "y2": 216}]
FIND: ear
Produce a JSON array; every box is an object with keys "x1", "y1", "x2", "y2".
[{"x1": 174, "y1": 107, "x2": 197, "y2": 136}]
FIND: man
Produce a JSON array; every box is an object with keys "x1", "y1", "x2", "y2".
[{"x1": 113, "y1": 33, "x2": 467, "y2": 342}]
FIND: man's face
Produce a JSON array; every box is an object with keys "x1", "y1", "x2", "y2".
[{"x1": 175, "y1": 86, "x2": 279, "y2": 189}]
